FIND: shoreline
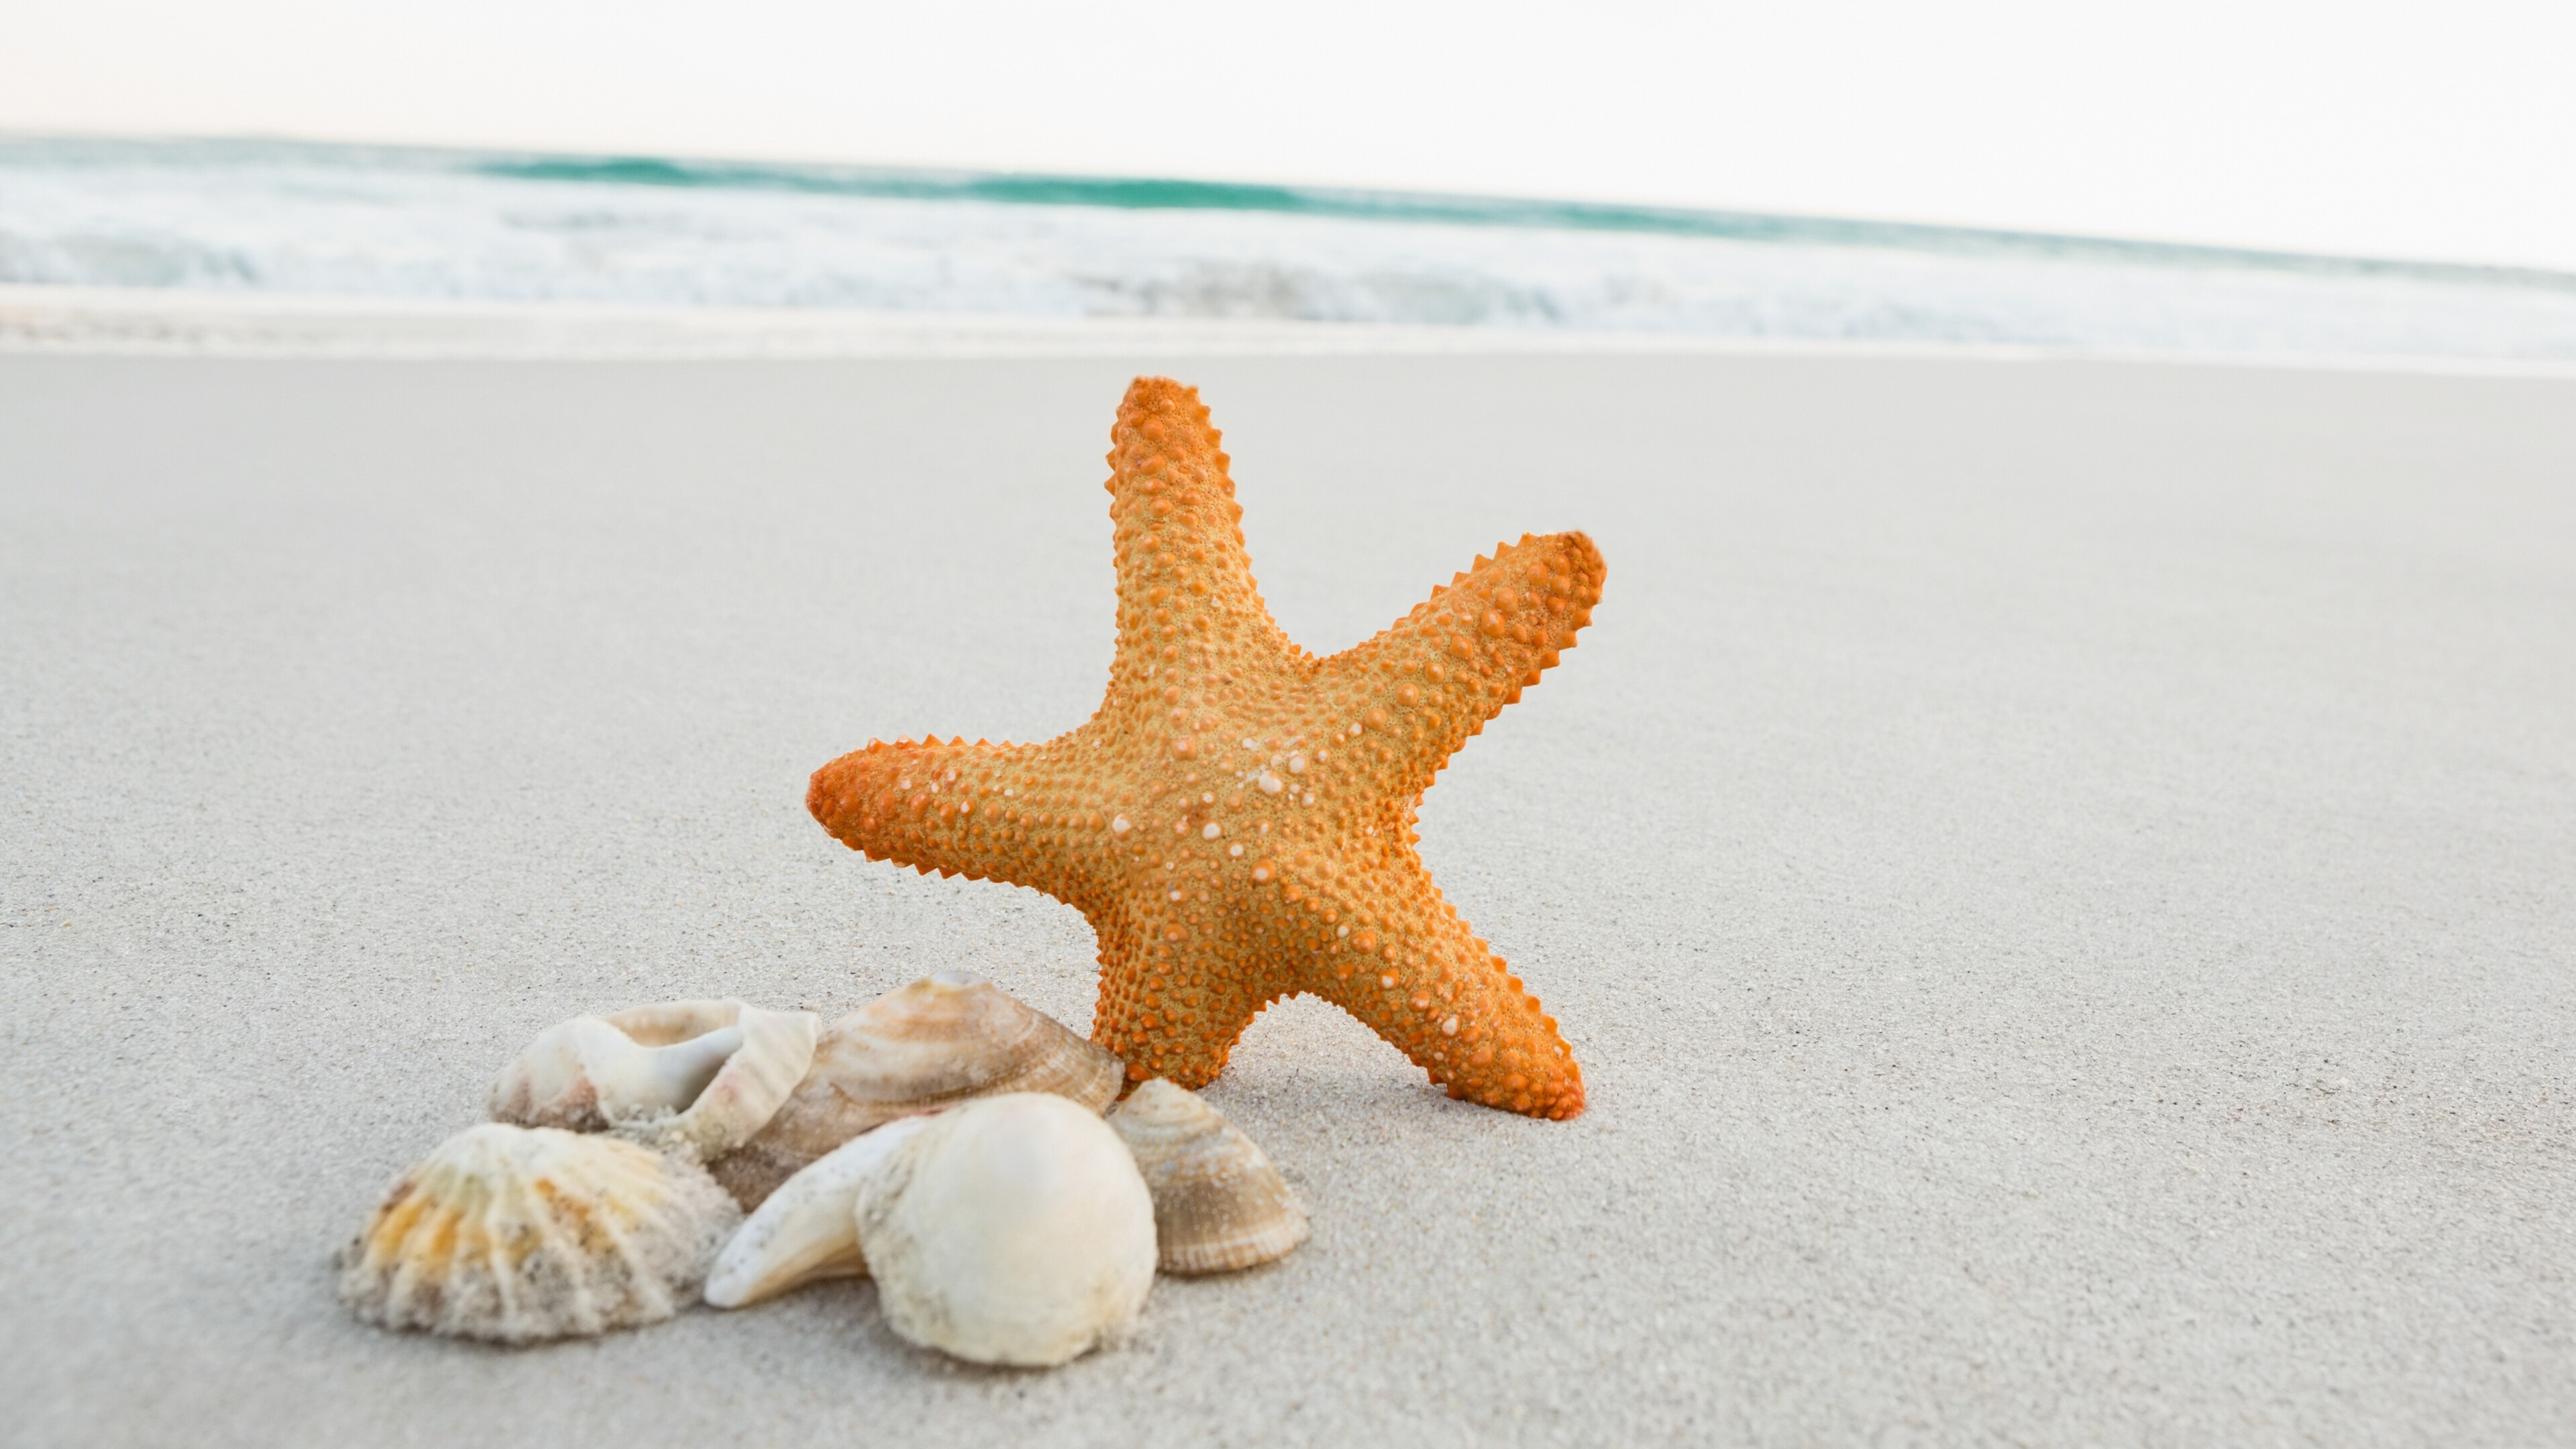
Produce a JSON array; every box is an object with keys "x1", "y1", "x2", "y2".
[{"x1": 8, "y1": 283, "x2": 2576, "y2": 378}]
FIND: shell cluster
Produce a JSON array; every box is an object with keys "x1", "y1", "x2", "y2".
[
  {"x1": 337, "y1": 973, "x2": 1306, "y2": 1364},
  {"x1": 712, "y1": 971, "x2": 1122, "y2": 1208}
]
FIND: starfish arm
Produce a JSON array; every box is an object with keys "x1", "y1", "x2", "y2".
[
  {"x1": 1279, "y1": 851, "x2": 1585, "y2": 1119},
  {"x1": 806, "y1": 733, "x2": 1104, "y2": 901},
  {"x1": 1103, "y1": 378, "x2": 1301, "y2": 724},
  {"x1": 1086, "y1": 896, "x2": 1273, "y2": 1089},
  {"x1": 1322, "y1": 531, "x2": 1606, "y2": 796}
]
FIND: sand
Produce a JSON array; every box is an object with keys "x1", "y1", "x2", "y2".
[{"x1": 3, "y1": 350, "x2": 2571, "y2": 1446}]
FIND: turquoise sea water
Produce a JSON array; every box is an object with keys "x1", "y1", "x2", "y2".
[
  {"x1": 483, "y1": 151, "x2": 2571, "y2": 294},
  {"x1": 5, "y1": 136, "x2": 2574, "y2": 360}
]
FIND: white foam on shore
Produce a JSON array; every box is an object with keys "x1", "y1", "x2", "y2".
[
  {"x1": 13, "y1": 138, "x2": 2576, "y2": 367},
  {"x1": 9, "y1": 285, "x2": 2576, "y2": 379}
]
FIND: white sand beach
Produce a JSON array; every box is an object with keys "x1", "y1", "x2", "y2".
[{"x1": 3, "y1": 343, "x2": 2571, "y2": 1445}]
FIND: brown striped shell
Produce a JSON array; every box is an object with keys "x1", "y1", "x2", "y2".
[{"x1": 1108, "y1": 1079, "x2": 1307, "y2": 1274}]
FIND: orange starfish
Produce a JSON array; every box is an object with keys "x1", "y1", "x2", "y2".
[{"x1": 808, "y1": 378, "x2": 1602, "y2": 1120}]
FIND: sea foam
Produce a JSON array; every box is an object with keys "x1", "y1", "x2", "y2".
[{"x1": 3, "y1": 136, "x2": 2572, "y2": 363}]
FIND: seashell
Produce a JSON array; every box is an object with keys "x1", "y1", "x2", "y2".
[
  {"x1": 489, "y1": 998, "x2": 818, "y2": 1160},
  {"x1": 710, "y1": 971, "x2": 1120, "y2": 1208},
  {"x1": 1109, "y1": 1079, "x2": 1309, "y2": 1274},
  {"x1": 337, "y1": 1122, "x2": 740, "y2": 1344},
  {"x1": 855, "y1": 1093, "x2": 1157, "y2": 1367},
  {"x1": 701, "y1": 1113, "x2": 940, "y2": 1309}
]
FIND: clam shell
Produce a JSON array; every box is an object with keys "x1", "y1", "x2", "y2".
[
  {"x1": 855, "y1": 1093, "x2": 1157, "y2": 1367},
  {"x1": 710, "y1": 972, "x2": 1121, "y2": 1208},
  {"x1": 1110, "y1": 1079, "x2": 1309, "y2": 1273},
  {"x1": 702, "y1": 1114, "x2": 940, "y2": 1309},
  {"x1": 489, "y1": 998, "x2": 819, "y2": 1160},
  {"x1": 337, "y1": 1122, "x2": 740, "y2": 1344}
]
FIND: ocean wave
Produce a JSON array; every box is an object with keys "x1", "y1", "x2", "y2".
[{"x1": 4, "y1": 136, "x2": 2574, "y2": 361}]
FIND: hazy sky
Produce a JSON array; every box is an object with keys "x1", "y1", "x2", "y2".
[{"x1": 5, "y1": 0, "x2": 2571, "y2": 270}]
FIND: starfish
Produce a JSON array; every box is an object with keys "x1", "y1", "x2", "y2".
[{"x1": 808, "y1": 378, "x2": 1602, "y2": 1119}]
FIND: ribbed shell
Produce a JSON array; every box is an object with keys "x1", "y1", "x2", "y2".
[
  {"x1": 1109, "y1": 1079, "x2": 1308, "y2": 1274},
  {"x1": 711, "y1": 973, "x2": 1120, "y2": 1208},
  {"x1": 336, "y1": 1123, "x2": 740, "y2": 1344},
  {"x1": 488, "y1": 998, "x2": 819, "y2": 1160},
  {"x1": 855, "y1": 1093, "x2": 1157, "y2": 1366}
]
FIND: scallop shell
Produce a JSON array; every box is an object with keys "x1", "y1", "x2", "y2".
[
  {"x1": 701, "y1": 1114, "x2": 940, "y2": 1309},
  {"x1": 337, "y1": 1122, "x2": 741, "y2": 1344},
  {"x1": 855, "y1": 1093, "x2": 1157, "y2": 1367},
  {"x1": 489, "y1": 998, "x2": 818, "y2": 1160},
  {"x1": 1110, "y1": 1079, "x2": 1309, "y2": 1273},
  {"x1": 710, "y1": 972, "x2": 1121, "y2": 1208}
]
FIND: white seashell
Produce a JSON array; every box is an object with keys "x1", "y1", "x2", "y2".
[
  {"x1": 856, "y1": 1093, "x2": 1156, "y2": 1367},
  {"x1": 701, "y1": 1114, "x2": 940, "y2": 1309},
  {"x1": 1110, "y1": 1079, "x2": 1309, "y2": 1274},
  {"x1": 489, "y1": 1017, "x2": 732, "y2": 1127},
  {"x1": 490, "y1": 998, "x2": 818, "y2": 1160},
  {"x1": 712, "y1": 972, "x2": 1120, "y2": 1208},
  {"x1": 337, "y1": 1122, "x2": 740, "y2": 1344}
]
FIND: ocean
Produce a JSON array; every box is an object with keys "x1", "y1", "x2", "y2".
[{"x1": 5, "y1": 135, "x2": 2574, "y2": 363}]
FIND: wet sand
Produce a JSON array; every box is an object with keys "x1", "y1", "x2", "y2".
[{"x1": 3, "y1": 350, "x2": 2571, "y2": 1446}]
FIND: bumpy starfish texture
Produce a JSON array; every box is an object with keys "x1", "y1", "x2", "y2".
[{"x1": 808, "y1": 378, "x2": 1602, "y2": 1120}]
